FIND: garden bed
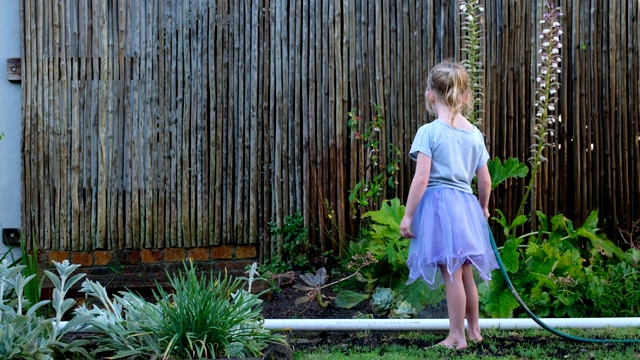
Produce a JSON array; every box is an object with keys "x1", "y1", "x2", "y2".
[{"x1": 260, "y1": 278, "x2": 640, "y2": 358}]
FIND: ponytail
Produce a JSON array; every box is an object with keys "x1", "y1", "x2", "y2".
[{"x1": 426, "y1": 60, "x2": 473, "y2": 128}]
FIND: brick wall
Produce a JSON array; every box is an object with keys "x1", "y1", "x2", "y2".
[{"x1": 35, "y1": 245, "x2": 262, "y2": 300}]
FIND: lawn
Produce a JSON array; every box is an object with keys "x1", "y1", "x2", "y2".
[{"x1": 292, "y1": 327, "x2": 640, "y2": 359}]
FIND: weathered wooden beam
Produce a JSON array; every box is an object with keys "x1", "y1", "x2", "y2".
[{"x1": 6, "y1": 58, "x2": 21, "y2": 81}]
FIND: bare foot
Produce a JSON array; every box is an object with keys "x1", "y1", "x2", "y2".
[
  {"x1": 432, "y1": 338, "x2": 467, "y2": 350},
  {"x1": 469, "y1": 336, "x2": 483, "y2": 344}
]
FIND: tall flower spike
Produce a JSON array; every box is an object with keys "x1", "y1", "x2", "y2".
[
  {"x1": 460, "y1": 0, "x2": 485, "y2": 127},
  {"x1": 516, "y1": 1, "x2": 563, "y2": 218}
]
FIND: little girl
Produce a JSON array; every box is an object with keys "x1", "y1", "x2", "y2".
[{"x1": 399, "y1": 60, "x2": 498, "y2": 349}]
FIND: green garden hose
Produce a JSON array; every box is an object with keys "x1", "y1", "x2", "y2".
[{"x1": 488, "y1": 226, "x2": 640, "y2": 343}]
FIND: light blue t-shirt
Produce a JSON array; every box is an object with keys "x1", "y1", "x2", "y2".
[{"x1": 409, "y1": 120, "x2": 489, "y2": 194}]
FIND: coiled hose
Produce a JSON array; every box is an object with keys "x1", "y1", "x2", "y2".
[{"x1": 488, "y1": 227, "x2": 640, "y2": 343}]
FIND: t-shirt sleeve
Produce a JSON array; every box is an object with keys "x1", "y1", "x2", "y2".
[
  {"x1": 475, "y1": 131, "x2": 490, "y2": 169},
  {"x1": 409, "y1": 125, "x2": 432, "y2": 161},
  {"x1": 476, "y1": 146, "x2": 489, "y2": 169}
]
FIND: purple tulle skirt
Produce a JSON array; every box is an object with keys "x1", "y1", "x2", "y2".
[{"x1": 405, "y1": 187, "x2": 498, "y2": 289}]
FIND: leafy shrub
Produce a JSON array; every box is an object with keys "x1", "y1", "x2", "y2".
[
  {"x1": 591, "y1": 262, "x2": 640, "y2": 317},
  {"x1": 77, "y1": 261, "x2": 286, "y2": 359},
  {"x1": 340, "y1": 198, "x2": 444, "y2": 314},
  {"x1": 481, "y1": 210, "x2": 638, "y2": 318},
  {"x1": 347, "y1": 103, "x2": 402, "y2": 216},
  {"x1": 0, "y1": 260, "x2": 91, "y2": 360},
  {"x1": 267, "y1": 212, "x2": 322, "y2": 273}
]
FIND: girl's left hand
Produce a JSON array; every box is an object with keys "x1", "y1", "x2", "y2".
[{"x1": 400, "y1": 216, "x2": 414, "y2": 238}]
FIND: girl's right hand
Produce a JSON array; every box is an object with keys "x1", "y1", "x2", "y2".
[
  {"x1": 482, "y1": 207, "x2": 490, "y2": 219},
  {"x1": 400, "y1": 216, "x2": 414, "y2": 239}
]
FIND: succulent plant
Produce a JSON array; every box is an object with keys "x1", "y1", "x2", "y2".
[
  {"x1": 371, "y1": 287, "x2": 395, "y2": 316},
  {"x1": 293, "y1": 267, "x2": 331, "y2": 307},
  {"x1": 389, "y1": 300, "x2": 417, "y2": 319}
]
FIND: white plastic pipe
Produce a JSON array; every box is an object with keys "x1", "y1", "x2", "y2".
[
  {"x1": 59, "y1": 317, "x2": 640, "y2": 333},
  {"x1": 263, "y1": 318, "x2": 640, "y2": 331}
]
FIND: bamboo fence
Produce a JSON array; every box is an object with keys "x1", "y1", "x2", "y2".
[{"x1": 19, "y1": 0, "x2": 640, "y2": 258}]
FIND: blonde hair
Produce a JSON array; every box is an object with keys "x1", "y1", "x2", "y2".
[{"x1": 425, "y1": 60, "x2": 473, "y2": 127}]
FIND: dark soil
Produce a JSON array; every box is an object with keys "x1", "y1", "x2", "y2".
[
  {"x1": 259, "y1": 276, "x2": 640, "y2": 359},
  {"x1": 260, "y1": 273, "x2": 451, "y2": 355}
]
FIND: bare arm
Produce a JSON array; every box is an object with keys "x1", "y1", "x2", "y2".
[
  {"x1": 399, "y1": 153, "x2": 431, "y2": 238},
  {"x1": 476, "y1": 163, "x2": 491, "y2": 219}
]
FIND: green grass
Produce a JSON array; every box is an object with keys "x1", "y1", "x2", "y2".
[{"x1": 293, "y1": 327, "x2": 640, "y2": 360}]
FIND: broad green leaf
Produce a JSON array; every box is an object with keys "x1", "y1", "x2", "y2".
[
  {"x1": 335, "y1": 290, "x2": 370, "y2": 309},
  {"x1": 581, "y1": 210, "x2": 599, "y2": 232},
  {"x1": 578, "y1": 229, "x2": 629, "y2": 261},
  {"x1": 362, "y1": 198, "x2": 404, "y2": 230},
  {"x1": 536, "y1": 211, "x2": 549, "y2": 231},
  {"x1": 396, "y1": 281, "x2": 444, "y2": 313},
  {"x1": 500, "y1": 237, "x2": 523, "y2": 273},
  {"x1": 487, "y1": 157, "x2": 529, "y2": 190},
  {"x1": 485, "y1": 288, "x2": 520, "y2": 318}
]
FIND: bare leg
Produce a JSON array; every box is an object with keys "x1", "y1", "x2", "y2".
[
  {"x1": 438, "y1": 265, "x2": 468, "y2": 349},
  {"x1": 462, "y1": 264, "x2": 482, "y2": 342}
]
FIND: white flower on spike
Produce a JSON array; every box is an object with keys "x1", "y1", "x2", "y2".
[
  {"x1": 479, "y1": 7, "x2": 484, "y2": 12},
  {"x1": 460, "y1": 4, "x2": 468, "y2": 12},
  {"x1": 553, "y1": 21, "x2": 561, "y2": 27},
  {"x1": 543, "y1": 29, "x2": 550, "y2": 34}
]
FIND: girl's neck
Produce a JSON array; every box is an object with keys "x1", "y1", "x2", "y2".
[{"x1": 433, "y1": 102, "x2": 473, "y2": 130}]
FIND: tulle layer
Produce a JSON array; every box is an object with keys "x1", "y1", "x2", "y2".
[{"x1": 405, "y1": 187, "x2": 498, "y2": 289}]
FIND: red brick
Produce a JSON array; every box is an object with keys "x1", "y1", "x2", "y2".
[
  {"x1": 71, "y1": 252, "x2": 93, "y2": 266},
  {"x1": 37, "y1": 251, "x2": 49, "y2": 264},
  {"x1": 93, "y1": 251, "x2": 112, "y2": 266},
  {"x1": 235, "y1": 245, "x2": 257, "y2": 259},
  {"x1": 212, "y1": 246, "x2": 233, "y2": 259},
  {"x1": 215, "y1": 260, "x2": 253, "y2": 273},
  {"x1": 128, "y1": 250, "x2": 141, "y2": 264},
  {"x1": 188, "y1": 247, "x2": 210, "y2": 261},
  {"x1": 49, "y1": 251, "x2": 70, "y2": 264},
  {"x1": 164, "y1": 248, "x2": 185, "y2": 262},
  {"x1": 141, "y1": 249, "x2": 163, "y2": 263}
]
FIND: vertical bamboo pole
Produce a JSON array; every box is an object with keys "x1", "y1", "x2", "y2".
[
  {"x1": 249, "y1": 0, "x2": 260, "y2": 241},
  {"x1": 107, "y1": 0, "x2": 119, "y2": 248},
  {"x1": 40, "y1": 0, "x2": 50, "y2": 249},
  {"x1": 175, "y1": 0, "x2": 185, "y2": 247},
  {"x1": 308, "y1": 0, "x2": 319, "y2": 252},
  {"x1": 262, "y1": 0, "x2": 273, "y2": 255},
  {"x1": 184, "y1": 0, "x2": 195, "y2": 248},
  {"x1": 144, "y1": 0, "x2": 155, "y2": 248},
  {"x1": 168, "y1": 0, "x2": 178, "y2": 247},
  {"x1": 236, "y1": 0, "x2": 246, "y2": 243}
]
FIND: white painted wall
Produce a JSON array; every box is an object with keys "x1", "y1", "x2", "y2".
[{"x1": 0, "y1": 0, "x2": 23, "y2": 260}]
